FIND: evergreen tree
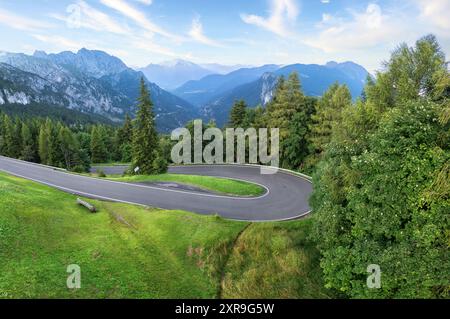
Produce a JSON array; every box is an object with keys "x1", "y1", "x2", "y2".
[
  {"x1": 248, "y1": 106, "x2": 266, "y2": 130},
  {"x1": 118, "y1": 114, "x2": 133, "y2": 145},
  {"x1": 75, "y1": 132, "x2": 91, "y2": 172},
  {"x1": 9, "y1": 118, "x2": 22, "y2": 158},
  {"x1": 115, "y1": 114, "x2": 133, "y2": 162},
  {"x1": 307, "y1": 83, "x2": 351, "y2": 168},
  {"x1": 1, "y1": 116, "x2": 19, "y2": 158},
  {"x1": 267, "y1": 73, "x2": 305, "y2": 136},
  {"x1": 47, "y1": 122, "x2": 64, "y2": 167},
  {"x1": 132, "y1": 78, "x2": 160, "y2": 174},
  {"x1": 282, "y1": 97, "x2": 317, "y2": 169},
  {"x1": 38, "y1": 120, "x2": 51, "y2": 164},
  {"x1": 58, "y1": 126, "x2": 79, "y2": 170},
  {"x1": 90, "y1": 125, "x2": 108, "y2": 164},
  {"x1": 266, "y1": 72, "x2": 309, "y2": 168},
  {"x1": 20, "y1": 123, "x2": 35, "y2": 162},
  {"x1": 0, "y1": 113, "x2": 8, "y2": 156},
  {"x1": 229, "y1": 100, "x2": 247, "y2": 127}
]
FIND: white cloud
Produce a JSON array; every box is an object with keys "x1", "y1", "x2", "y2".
[
  {"x1": 321, "y1": 13, "x2": 332, "y2": 22},
  {"x1": 32, "y1": 34, "x2": 89, "y2": 51},
  {"x1": 100, "y1": 0, "x2": 181, "y2": 41},
  {"x1": 188, "y1": 17, "x2": 224, "y2": 47},
  {"x1": 132, "y1": 37, "x2": 192, "y2": 60},
  {"x1": 50, "y1": 1, "x2": 129, "y2": 35},
  {"x1": 136, "y1": 0, "x2": 152, "y2": 5},
  {"x1": 305, "y1": 4, "x2": 404, "y2": 52},
  {"x1": 33, "y1": 33, "x2": 132, "y2": 61},
  {"x1": 416, "y1": 0, "x2": 450, "y2": 32},
  {"x1": 0, "y1": 8, "x2": 53, "y2": 31},
  {"x1": 241, "y1": 0, "x2": 299, "y2": 37}
]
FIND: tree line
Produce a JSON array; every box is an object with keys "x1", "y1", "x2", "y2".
[
  {"x1": 226, "y1": 66, "x2": 350, "y2": 172},
  {"x1": 0, "y1": 78, "x2": 168, "y2": 175}
]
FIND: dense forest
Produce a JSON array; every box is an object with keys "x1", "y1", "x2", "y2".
[
  {"x1": 0, "y1": 35, "x2": 448, "y2": 298},
  {"x1": 0, "y1": 78, "x2": 169, "y2": 175}
]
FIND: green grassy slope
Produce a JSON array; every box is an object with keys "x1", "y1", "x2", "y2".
[
  {"x1": 106, "y1": 174, "x2": 265, "y2": 197},
  {"x1": 0, "y1": 172, "x2": 329, "y2": 299},
  {"x1": 221, "y1": 219, "x2": 334, "y2": 299},
  {"x1": 0, "y1": 172, "x2": 246, "y2": 298}
]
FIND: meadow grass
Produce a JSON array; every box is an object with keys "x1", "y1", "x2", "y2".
[
  {"x1": 106, "y1": 174, "x2": 266, "y2": 197},
  {"x1": 0, "y1": 172, "x2": 328, "y2": 299},
  {"x1": 221, "y1": 218, "x2": 334, "y2": 299},
  {"x1": 0, "y1": 172, "x2": 246, "y2": 298}
]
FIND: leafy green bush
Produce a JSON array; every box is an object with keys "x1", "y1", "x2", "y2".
[
  {"x1": 97, "y1": 169, "x2": 106, "y2": 178},
  {"x1": 310, "y1": 35, "x2": 449, "y2": 298}
]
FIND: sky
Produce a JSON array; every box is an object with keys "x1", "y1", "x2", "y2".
[{"x1": 0, "y1": 0, "x2": 449, "y2": 72}]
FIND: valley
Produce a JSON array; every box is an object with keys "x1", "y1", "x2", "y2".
[{"x1": 0, "y1": 49, "x2": 369, "y2": 130}]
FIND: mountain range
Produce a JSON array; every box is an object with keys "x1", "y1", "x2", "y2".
[
  {"x1": 0, "y1": 48, "x2": 370, "y2": 131},
  {"x1": 173, "y1": 61, "x2": 369, "y2": 127},
  {"x1": 139, "y1": 59, "x2": 246, "y2": 90},
  {"x1": 0, "y1": 49, "x2": 197, "y2": 131}
]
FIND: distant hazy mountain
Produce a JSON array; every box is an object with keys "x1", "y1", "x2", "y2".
[
  {"x1": 0, "y1": 49, "x2": 198, "y2": 132},
  {"x1": 274, "y1": 62, "x2": 368, "y2": 97},
  {"x1": 325, "y1": 61, "x2": 369, "y2": 85},
  {"x1": 199, "y1": 63, "x2": 249, "y2": 75},
  {"x1": 199, "y1": 61, "x2": 370, "y2": 127},
  {"x1": 139, "y1": 59, "x2": 249, "y2": 90},
  {"x1": 139, "y1": 59, "x2": 214, "y2": 90},
  {"x1": 173, "y1": 64, "x2": 281, "y2": 107},
  {"x1": 202, "y1": 73, "x2": 279, "y2": 125}
]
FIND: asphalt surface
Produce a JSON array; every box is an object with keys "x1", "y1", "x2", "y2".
[{"x1": 0, "y1": 156, "x2": 312, "y2": 221}]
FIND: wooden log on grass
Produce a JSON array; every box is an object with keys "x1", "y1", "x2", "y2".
[{"x1": 77, "y1": 198, "x2": 97, "y2": 213}]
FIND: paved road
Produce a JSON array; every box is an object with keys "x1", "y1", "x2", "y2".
[{"x1": 0, "y1": 156, "x2": 312, "y2": 221}]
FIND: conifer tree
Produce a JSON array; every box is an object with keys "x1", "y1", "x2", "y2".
[
  {"x1": 132, "y1": 78, "x2": 159, "y2": 174},
  {"x1": 58, "y1": 126, "x2": 79, "y2": 170},
  {"x1": 0, "y1": 113, "x2": 9, "y2": 156},
  {"x1": 267, "y1": 73, "x2": 305, "y2": 138},
  {"x1": 266, "y1": 72, "x2": 309, "y2": 168},
  {"x1": 308, "y1": 83, "x2": 351, "y2": 166},
  {"x1": 90, "y1": 125, "x2": 108, "y2": 164},
  {"x1": 115, "y1": 113, "x2": 133, "y2": 162},
  {"x1": 20, "y1": 123, "x2": 35, "y2": 162},
  {"x1": 38, "y1": 120, "x2": 51, "y2": 164},
  {"x1": 229, "y1": 100, "x2": 247, "y2": 127}
]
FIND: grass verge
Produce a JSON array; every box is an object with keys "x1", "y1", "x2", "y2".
[
  {"x1": 221, "y1": 218, "x2": 334, "y2": 299},
  {"x1": 106, "y1": 174, "x2": 266, "y2": 197}
]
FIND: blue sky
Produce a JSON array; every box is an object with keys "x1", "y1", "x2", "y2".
[{"x1": 0, "y1": 0, "x2": 449, "y2": 72}]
